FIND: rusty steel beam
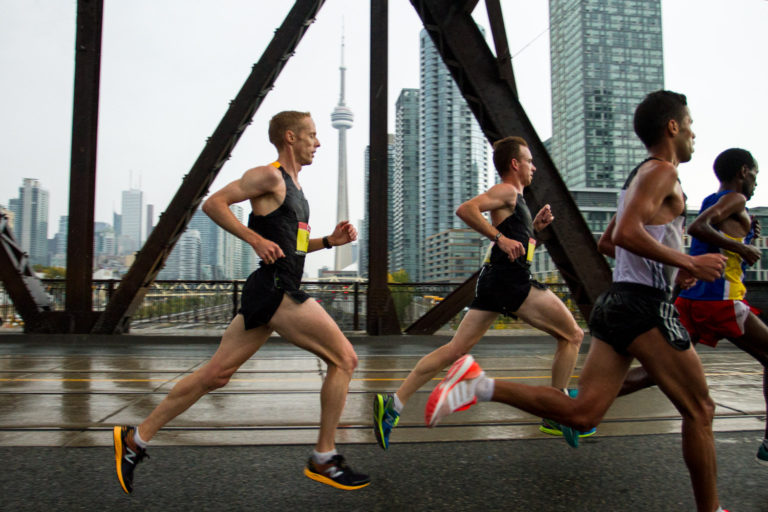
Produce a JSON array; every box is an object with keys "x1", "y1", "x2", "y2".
[
  {"x1": 92, "y1": 0, "x2": 326, "y2": 333},
  {"x1": 484, "y1": 0, "x2": 517, "y2": 97},
  {"x1": 408, "y1": 0, "x2": 611, "y2": 330},
  {"x1": 366, "y1": 0, "x2": 401, "y2": 335},
  {"x1": 0, "y1": 214, "x2": 53, "y2": 331},
  {"x1": 65, "y1": 0, "x2": 103, "y2": 332},
  {"x1": 405, "y1": 271, "x2": 478, "y2": 335}
]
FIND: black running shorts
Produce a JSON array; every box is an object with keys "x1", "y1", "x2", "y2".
[
  {"x1": 469, "y1": 263, "x2": 546, "y2": 317},
  {"x1": 238, "y1": 267, "x2": 310, "y2": 330},
  {"x1": 588, "y1": 282, "x2": 690, "y2": 355}
]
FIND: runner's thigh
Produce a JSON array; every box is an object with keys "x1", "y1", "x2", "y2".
[
  {"x1": 515, "y1": 286, "x2": 580, "y2": 339},
  {"x1": 269, "y1": 295, "x2": 356, "y2": 367}
]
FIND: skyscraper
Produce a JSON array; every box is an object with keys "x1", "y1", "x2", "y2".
[
  {"x1": 392, "y1": 88, "x2": 421, "y2": 281},
  {"x1": 549, "y1": 0, "x2": 664, "y2": 203},
  {"x1": 120, "y1": 188, "x2": 143, "y2": 253},
  {"x1": 8, "y1": 178, "x2": 49, "y2": 266},
  {"x1": 359, "y1": 136, "x2": 395, "y2": 278},
  {"x1": 331, "y1": 33, "x2": 354, "y2": 271},
  {"x1": 419, "y1": 28, "x2": 489, "y2": 280},
  {"x1": 531, "y1": 0, "x2": 665, "y2": 281}
]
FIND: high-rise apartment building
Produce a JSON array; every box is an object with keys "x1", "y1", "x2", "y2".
[
  {"x1": 187, "y1": 205, "x2": 252, "y2": 280},
  {"x1": 419, "y1": 28, "x2": 489, "y2": 281},
  {"x1": 160, "y1": 229, "x2": 202, "y2": 280},
  {"x1": 359, "y1": 136, "x2": 395, "y2": 278},
  {"x1": 550, "y1": 0, "x2": 663, "y2": 192},
  {"x1": 392, "y1": 88, "x2": 421, "y2": 282},
  {"x1": 531, "y1": 0, "x2": 665, "y2": 281},
  {"x1": 120, "y1": 188, "x2": 143, "y2": 253},
  {"x1": 8, "y1": 178, "x2": 49, "y2": 266}
]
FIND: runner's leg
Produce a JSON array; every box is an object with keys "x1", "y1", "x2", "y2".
[
  {"x1": 514, "y1": 287, "x2": 584, "y2": 389},
  {"x1": 395, "y1": 308, "x2": 498, "y2": 405},
  {"x1": 628, "y1": 328, "x2": 719, "y2": 512},
  {"x1": 269, "y1": 296, "x2": 359, "y2": 453},
  {"x1": 139, "y1": 314, "x2": 271, "y2": 441}
]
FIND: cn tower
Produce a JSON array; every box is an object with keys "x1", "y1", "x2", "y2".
[{"x1": 330, "y1": 32, "x2": 354, "y2": 270}]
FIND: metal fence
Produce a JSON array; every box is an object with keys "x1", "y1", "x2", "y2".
[{"x1": 0, "y1": 279, "x2": 584, "y2": 332}]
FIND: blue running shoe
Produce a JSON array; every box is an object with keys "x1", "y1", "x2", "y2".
[
  {"x1": 539, "y1": 418, "x2": 596, "y2": 439},
  {"x1": 757, "y1": 442, "x2": 768, "y2": 466},
  {"x1": 373, "y1": 393, "x2": 400, "y2": 450}
]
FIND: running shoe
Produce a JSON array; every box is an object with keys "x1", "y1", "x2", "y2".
[
  {"x1": 539, "y1": 418, "x2": 591, "y2": 447},
  {"x1": 757, "y1": 442, "x2": 768, "y2": 466},
  {"x1": 304, "y1": 454, "x2": 371, "y2": 490},
  {"x1": 113, "y1": 425, "x2": 149, "y2": 494},
  {"x1": 373, "y1": 393, "x2": 400, "y2": 450},
  {"x1": 424, "y1": 354, "x2": 485, "y2": 427}
]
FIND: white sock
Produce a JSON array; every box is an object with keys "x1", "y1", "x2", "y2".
[
  {"x1": 133, "y1": 426, "x2": 148, "y2": 449},
  {"x1": 393, "y1": 393, "x2": 404, "y2": 413},
  {"x1": 715, "y1": 507, "x2": 724, "y2": 512},
  {"x1": 312, "y1": 448, "x2": 337, "y2": 465},
  {"x1": 474, "y1": 376, "x2": 494, "y2": 402}
]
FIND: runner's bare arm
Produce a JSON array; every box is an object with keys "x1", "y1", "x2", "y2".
[
  {"x1": 597, "y1": 215, "x2": 617, "y2": 258},
  {"x1": 688, "y1": 192, "x2": 761, "y2": 265},
  {"x1": 307, "y1": 221, "x2": 358, "y2": 253},
  {"x1": 202, "y1": 166, "x2": 286, "y2": 262},
  {"x1": 456, "y1": 183, "x2": 525, "y2": 260},
  {"x1": 613, "y1": 162, "x2": 725, "y2": 281}
]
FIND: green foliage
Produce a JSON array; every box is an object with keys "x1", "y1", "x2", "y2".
[{"x1": 33, "y1": 265, "x2": 66, "y2": 279}]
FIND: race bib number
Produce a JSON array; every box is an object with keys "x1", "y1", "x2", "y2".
[
  {"x1": 526, "y1": 237, "x2": 536, "y2": 263},
  {"x1": 296, "y1": 222, "x2": 310, "y2": 255}
]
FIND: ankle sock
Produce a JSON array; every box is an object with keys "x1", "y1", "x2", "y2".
[
  {"x1": 132, "y1": 426, "x2": 148, "y2": 449},
  {"x1": 312, "y1": 449, "x2": 337, "y2": 465},
  {"x1": 474, "y1": 376, "x2": 494, "y2": 402},
  {"x1": 392, "y1": 393, "x2": 404, "y2": 413}
]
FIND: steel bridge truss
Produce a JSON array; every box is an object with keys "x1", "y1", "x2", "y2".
[{"x1": 1, "y1": 0, "x2": 611, "y2": 335}]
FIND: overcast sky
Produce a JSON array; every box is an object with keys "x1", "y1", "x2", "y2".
[{"x1": 1, "y1": 0, "x2": 767, "y2": 277}]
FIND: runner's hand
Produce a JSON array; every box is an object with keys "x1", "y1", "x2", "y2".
[
  {"x1": 675, "y1": 269, "x2": 697, "y2": 290},
  {"x1": 253, "y1": 238, "x2": 285, "y2": 264},
  {"x1": 496, "y1": 235, "x2": 525, "y2": 261},
  {"x1": 329, "y1": 221, "x2": 357, "y2": 246},
  {"x1": 688, "y1": 253, "x2": 727, "y2": 282},
  {"x1": 739, "y1": 244, "x2": 761, "y2": 266},
  {"x1": 533, "y1": 204, "x2": 554, "y2": 231}
]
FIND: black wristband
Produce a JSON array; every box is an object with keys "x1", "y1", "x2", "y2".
[{"x1": 322, "y1": 236, "x2": 332, "y2": 249}]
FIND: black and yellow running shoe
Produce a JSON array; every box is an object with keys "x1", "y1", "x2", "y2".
[
  {"x1": 303, "y1": 454, "x2": 370, "y2": 490},
  {"x1": 113, "y1": 425, "x2": 149, "y2": 494}
]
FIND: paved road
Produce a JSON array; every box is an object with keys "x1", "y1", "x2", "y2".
[
  {"x1": 2, "y1": 432, "x2": 767, "y2": 511},
  {"x1": 0, "y1": 333, "x2": 766, "y2": 510}
]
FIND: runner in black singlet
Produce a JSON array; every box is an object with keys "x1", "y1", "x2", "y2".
[
  {"x1": 373, "y1": 136, "x2": 586, "y2": 450},
  {"x1": 112, "y1": 111, "x2": 370, "y2": 494}
]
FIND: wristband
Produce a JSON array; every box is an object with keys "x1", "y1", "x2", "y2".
[{"x1": 322, "y1": 236, "x2": 332, "y2": 249}]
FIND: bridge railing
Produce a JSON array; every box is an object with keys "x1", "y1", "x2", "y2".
[{"x1": 0, "y1": 278, "x2": 584, "y2": 332}]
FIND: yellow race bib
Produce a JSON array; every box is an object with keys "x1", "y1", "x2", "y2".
[{"x1": 296, "y1": 222, "x2": 310, "y2": 255}]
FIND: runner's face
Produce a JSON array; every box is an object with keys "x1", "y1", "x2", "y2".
[
  {"x1": 675, "y1": 108, "x2": 695, "y2": 163},
  {"x1": 293, "y1": 117, "x2": 320, "y2": 166},
  {"x1": 743, "y1": 166, "x2": 758, "y2": 200},
  {"x1": 514, "y1": 146, "x2": 536, "y2": 186}
]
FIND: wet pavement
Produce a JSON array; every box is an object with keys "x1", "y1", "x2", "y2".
[{"x1": 0, "y1": 331, "x2": 766, "y2": 510}]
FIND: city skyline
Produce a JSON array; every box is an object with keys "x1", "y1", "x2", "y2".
[{"x1": 1, "y1": 1, "x2": 766, "y2": 278}]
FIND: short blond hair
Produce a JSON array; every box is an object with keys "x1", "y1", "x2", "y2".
[{"x1": 268, "y1": 111, "x2": 311, "y2": 149}]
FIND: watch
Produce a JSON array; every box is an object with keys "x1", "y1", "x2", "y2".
[
  {"x1": 322, "y1": 236, "x2": 332, "y2": 249},
  {"x1": 494, "y1": 232, "x2": 502, "y2": 241}
]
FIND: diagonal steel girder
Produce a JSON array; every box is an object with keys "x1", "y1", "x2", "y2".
[
  {"x1": 0, "y1": 214, "x2": 53, "y2": 330},
  {"x1": 92, "y1": 0, "x2": 326, "y2": 334},
  {"x1": 407, "y1": 0, "x2": 611, "y2": 333}
]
